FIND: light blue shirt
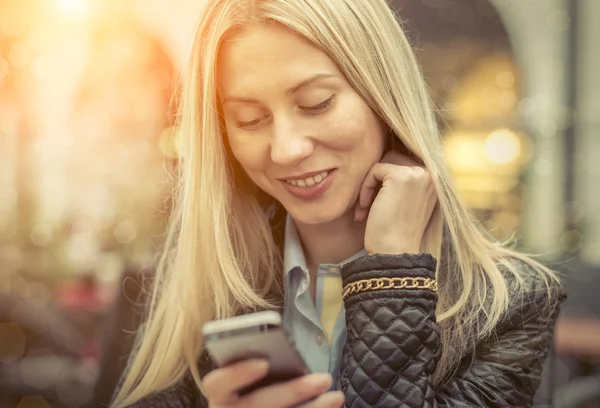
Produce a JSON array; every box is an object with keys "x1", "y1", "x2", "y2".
[{"x1": 282, "y1": 215, "x2": 366, "y2": 388}]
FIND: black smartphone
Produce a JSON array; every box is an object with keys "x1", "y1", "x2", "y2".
[{"x1": 202, "y1": 311, "x2": 310, "y2": 395}]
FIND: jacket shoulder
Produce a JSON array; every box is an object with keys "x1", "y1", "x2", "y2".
[{"x1": 498, "y1": 257, "x2": 565, "y2": 331}]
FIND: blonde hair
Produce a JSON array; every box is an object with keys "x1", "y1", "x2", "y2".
[{"x1": 113, "y1": 0, "x2": 560, "y2": 406}]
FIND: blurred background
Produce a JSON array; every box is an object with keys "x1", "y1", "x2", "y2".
[{"x1": 0, "y1": 0, "x2": 599, "y2": 407}]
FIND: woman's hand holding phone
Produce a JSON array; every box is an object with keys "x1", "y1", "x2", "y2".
[{"x1": 203, "y1": 359, "x2": 344, "y2": 408}]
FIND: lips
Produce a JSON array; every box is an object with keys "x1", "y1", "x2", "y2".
[
  {"x1": 280, "y1": 169, "x2": 337, "y2": 200},
  {"x1": 284, "y1": 170, "x2": 330, "y2": 187}
]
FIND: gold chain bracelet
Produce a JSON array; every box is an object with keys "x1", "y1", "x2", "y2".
[{"x1": 342, "y1": 277, "x2": 438, "y2": 301}]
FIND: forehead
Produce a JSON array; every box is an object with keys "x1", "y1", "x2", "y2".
[{"x1": 217, "y1": 23, "x2": 340, "y2": 95}]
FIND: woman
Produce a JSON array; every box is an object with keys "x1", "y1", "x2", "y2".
[{"x1": 112, "y1": 0, "x2": 564, "y2": 407}]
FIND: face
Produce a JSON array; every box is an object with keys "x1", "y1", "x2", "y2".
[{"x1": 217, "y1": 23, "x2": 386, "y2": 225}]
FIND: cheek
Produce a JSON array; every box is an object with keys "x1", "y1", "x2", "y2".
[
  {"x1": 228, "y1": 133, "x2": 271, "y2": 184},
  {"x1": 325, "y1": 105, "x2": 386, "y2": 159}
]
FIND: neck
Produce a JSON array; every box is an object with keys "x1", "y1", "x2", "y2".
[{"x1": 294, "y1": 211, "x2": 366, "y2": 271}]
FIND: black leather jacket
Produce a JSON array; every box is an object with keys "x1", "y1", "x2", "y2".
[{"x1": 115, "y1": 211, "x2": 565, "y2": 408}]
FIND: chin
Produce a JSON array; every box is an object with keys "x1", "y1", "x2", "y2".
[{"x1": 286, "y1": 200, "x2": 351, "y2": 226}]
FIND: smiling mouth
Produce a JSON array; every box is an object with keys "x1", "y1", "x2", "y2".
[{"x1": 283, "y1": 170, "x2": 331, "y2": 187}]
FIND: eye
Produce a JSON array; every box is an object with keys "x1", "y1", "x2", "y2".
[
  {"x1": 236, "y1": 118, "x2": 260, "y2": 128},
  {"x1": 299, "y1": 95, "x2": 336, "y2": 114},
  {"x1": 235, "y1": 115, "x2": 269, "y2": 130}
]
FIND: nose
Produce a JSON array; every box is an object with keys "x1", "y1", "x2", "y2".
[{"x1": 270, "y1": 119, "x2": 314, "y2": 166}]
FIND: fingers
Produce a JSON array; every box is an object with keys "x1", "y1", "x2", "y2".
[
  {"x1": 297, "y1": 391, "x2": 345, "y2": 408},
  {"x1": 203, "y1": 359, "x2": 269, "y2": 405},
  {"x1": 354, "y1": 205, "x2": 369, "y2": 223},
  {"x1": 240, "y1": 373, "x2": 334, "y2": 408},
  {"x1": 354, "y1": 150, "x2": 431, "y2": 223},
  {"x1": 355, "y1": 163, "x2": 396, "y2": 222}
]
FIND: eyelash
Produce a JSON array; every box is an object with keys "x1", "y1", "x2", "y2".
[
  {"x1": 299, "y1": 94, "x2": 336, "y2": 114},
  {"x1": 236, "y1": 118, "x2": 262, "y2": 129},
  {"x1": 235, "y1": 95, "x2": 336, "y2": 129}
]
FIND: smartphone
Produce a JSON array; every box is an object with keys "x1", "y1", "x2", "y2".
[{"x1": 202, "y1": 311, "x2": 310, "y2": 395}]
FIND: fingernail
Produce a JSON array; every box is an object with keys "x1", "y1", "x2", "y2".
[
  {"x1": 251, "y1": 359, "x2": 269, "y2": 371},
  {"x1": 323, "y1": 391, "x2": 345, "y2": 407},
  {"x1": 305, "y1": 373, "x2": 333, "y2": 388}
]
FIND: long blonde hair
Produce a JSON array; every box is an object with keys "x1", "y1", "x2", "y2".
[{"x1": 113, "y1": 0, "x2": 560, "y2": 406}]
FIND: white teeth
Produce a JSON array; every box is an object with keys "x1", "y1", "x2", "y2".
[{"x1": 285, "y1": 171, "x2": 329, "y2": 187}]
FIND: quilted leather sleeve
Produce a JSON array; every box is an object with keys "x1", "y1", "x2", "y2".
[
  {"x1": 340, "y1": 254, "x2": 440, "y2": 408},
  {"x1": 340, "y1": 253, "x2": 563, "y2": 408}
]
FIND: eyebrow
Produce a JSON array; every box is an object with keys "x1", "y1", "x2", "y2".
[{"x1": 221, "y1": 73, "x2": 337, "y2": 105}]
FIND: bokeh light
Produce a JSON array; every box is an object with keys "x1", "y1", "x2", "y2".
[
  {"x1": 561, "y1": 229, "x2": 584, "y2": 253},
  {"x1": 55, "y1": 0, "x2": 92, "y2": 18},
  {"x1": 20, "y1": 349, "x2": 64, "y2": 390},
  {"x1": 30, "y1": 224, "x2": 54, "y2": 247},
  {"x1": 484, "y1": 129, "x2": 522, "y2": 165}
]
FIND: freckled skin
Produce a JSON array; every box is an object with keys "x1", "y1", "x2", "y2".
[{"x1": 218, "y1": 23, "x2": 386, "y2": 225}]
